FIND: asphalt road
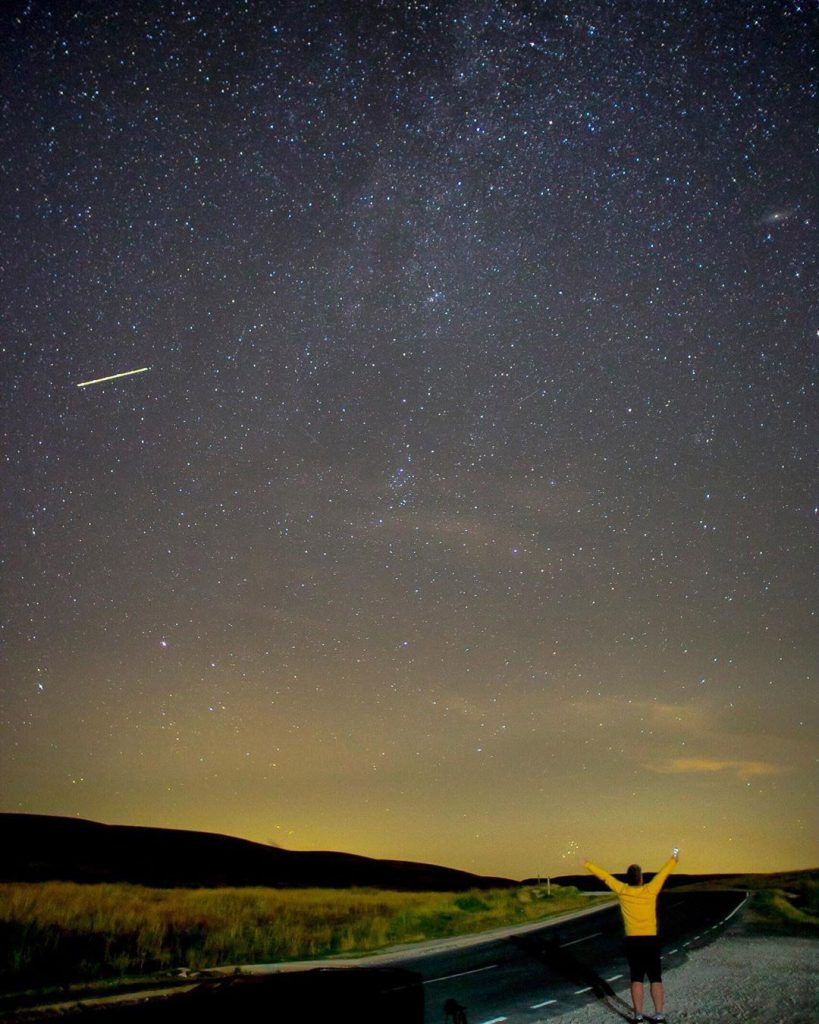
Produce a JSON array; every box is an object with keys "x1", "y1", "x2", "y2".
[
  {"x1": 7, "y1": 892, "x2": 747, "y2": 1023},
  {"x1": 404, "y1": 891, "x2": 747, "y2": 1024}
]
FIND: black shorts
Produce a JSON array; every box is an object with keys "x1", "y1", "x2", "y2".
[{"x1": 624, "y1": 936, "x2": 662, "y2": 983}]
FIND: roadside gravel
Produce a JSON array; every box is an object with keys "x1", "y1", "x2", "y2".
[{"x1": 540, "y1": 932, "x2": 817, "y2": 1024}]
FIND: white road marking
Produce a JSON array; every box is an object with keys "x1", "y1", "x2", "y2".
[
  {"x1": 575, "y1": 986, "x2": 593, "y2": 994},
  {"x1": 478, "y1": 1018, "x2": 507, "y2": 1024},
  {"x1": 667, "y1": 948, "x2": 679, "y2": 954},
  {"x1": 531, "y1": 998, "x2": 558, "y2": 1008},
  {"x1": 722, "y1": 893, "x2": 749, "y2": 923},
  {"x1": 562, "y1": 931, "x2": 602, "y2": 946},
  {"x1": 606, "y1": 974, "x2": 623, "y2": 981},
  {"x1": 424, "y1": 964, "x2": 498, "y2": 984}
]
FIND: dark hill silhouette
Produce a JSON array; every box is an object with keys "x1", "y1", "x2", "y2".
[
  {"x1": 0, "y1": 814, "x2": 515, "y2": 891},
  {"x1": 537, "y1": 872, "x2": 727, "y2": 890},
  {"x1": 528, "y1": 869, "x2": 819, "y2": 891}
]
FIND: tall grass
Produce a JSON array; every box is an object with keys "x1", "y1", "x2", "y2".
[
  {"x1": 675, "y1": 870, "x2": 819, "y2": 938},
  {"x1": 0, "y1": 882, "x2": 603, "y2": 992},
  {"x1": 743, "y1": 879, "x2": 819, "y2": 936}
]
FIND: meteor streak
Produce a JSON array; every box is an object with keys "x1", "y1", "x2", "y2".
[{"x1": 76, "y1": 367, "x2": 150, "y2": 388}]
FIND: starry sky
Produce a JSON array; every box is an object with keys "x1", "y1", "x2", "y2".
[{"x1": 2, "y1": 1, "x2": 816, "y2": 880}]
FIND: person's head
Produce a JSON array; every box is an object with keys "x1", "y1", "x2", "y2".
[{"x1": 626, "y1": 864, "x2": 643, "y2": 886}]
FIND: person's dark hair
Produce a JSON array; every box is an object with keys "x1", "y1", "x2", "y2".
[{"x1": 626, "y1": 864, "x2": 642, "y2": 885}]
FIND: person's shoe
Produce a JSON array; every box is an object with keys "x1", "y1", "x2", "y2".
[
  {"x1": 652, "y1": 1016, "x2": 667, "y2": 1023},
  {"x1": 631, "y1": 1015, "x2": 645, "y2": 1023}
]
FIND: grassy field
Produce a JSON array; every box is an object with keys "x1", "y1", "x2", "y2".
[
  {"x1": 674, "y1": 869, "x2": 819, "y2": 937},
  {"x1": 0, "y1": 882, "x2": 605, "y2": 993},
  {"x1": 741, "y1": 883, "x2": 819, "y2": 935}
]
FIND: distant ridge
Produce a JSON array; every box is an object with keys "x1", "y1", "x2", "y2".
[
  {"x1": 0, "y1": 814, "x2": 516, "y2": 891},
  {"x1": 530, "y1": 870, "x2": 819, "y2": 891}
]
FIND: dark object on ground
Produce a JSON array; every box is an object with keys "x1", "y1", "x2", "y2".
[
  {"x1": 444, "y1": 996, "x2": 468, "y2": 1022},
  {"x1": 0, "y1": 814, "x2": 514, "y2": 891},
  {"x1": 8, "y1": 969, "x2": 424, "y2": 1023}
]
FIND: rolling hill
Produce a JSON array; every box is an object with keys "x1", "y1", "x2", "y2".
[{"x1": 0, "y1": 814, "x2": 515, "y2": 891}]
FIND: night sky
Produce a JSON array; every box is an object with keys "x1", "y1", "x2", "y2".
[{"x1": 2, "y1": 1, "x2": 816, "y2": 880}]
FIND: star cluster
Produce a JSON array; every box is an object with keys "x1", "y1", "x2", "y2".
[{"x1": 1, "y1": 1, "x2": 815, "y2": 876}]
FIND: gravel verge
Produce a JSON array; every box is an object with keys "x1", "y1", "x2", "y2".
[{"x1": 541, "y1": 932, "x2": 817, "y2": 1024}]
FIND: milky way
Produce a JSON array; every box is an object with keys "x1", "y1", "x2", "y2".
[{"x1": 2, "y1": 1, "x2": 815, "y2": 876}]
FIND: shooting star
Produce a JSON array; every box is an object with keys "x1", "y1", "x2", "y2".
[
  {"x1": 517, "y1": 380, "x2": 547, "y2": 405},
  {"x1": 76, "y1": 367, "x2": 151, "y2": 388}
]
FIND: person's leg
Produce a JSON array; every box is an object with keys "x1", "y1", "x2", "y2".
[
  {"x1": 647, "y1": 937, "x2": 664, "y2": 1015},
  {"x1": 625, "y1": 937, "x2": 648, "y2": 1016}
]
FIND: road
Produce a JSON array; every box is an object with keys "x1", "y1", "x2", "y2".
[
  {"x1": 389, "y1": 890, "x2": 747, "y2": 1023},
  {"x1": 10, "y1": 892, "x2": 747, "y2": 1023}
]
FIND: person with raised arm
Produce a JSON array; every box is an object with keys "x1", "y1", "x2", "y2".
[{"x1": 583, "y1": 847, "x2": 679, "y2": 1023}]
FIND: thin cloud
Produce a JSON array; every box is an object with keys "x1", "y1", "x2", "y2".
[{"x1": 647, "y1": 757, "x2": 787, "y2": 782}]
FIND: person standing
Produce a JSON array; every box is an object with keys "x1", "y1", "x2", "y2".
[{"x1": 583, "y1": 848, "x2": 679, "y2": 1023}]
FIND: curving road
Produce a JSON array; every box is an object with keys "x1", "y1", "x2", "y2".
[
  {"x1": 19, "y1": 892, "x2": 747, "y2": 1022},
  {"x1": 399, "y1": 890, "x2": 747, "y2": 1023}
]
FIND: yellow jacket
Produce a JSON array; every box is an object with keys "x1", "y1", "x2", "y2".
[{"x1": 584, "y1": 857, "x2": 677, "y2": 936}]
